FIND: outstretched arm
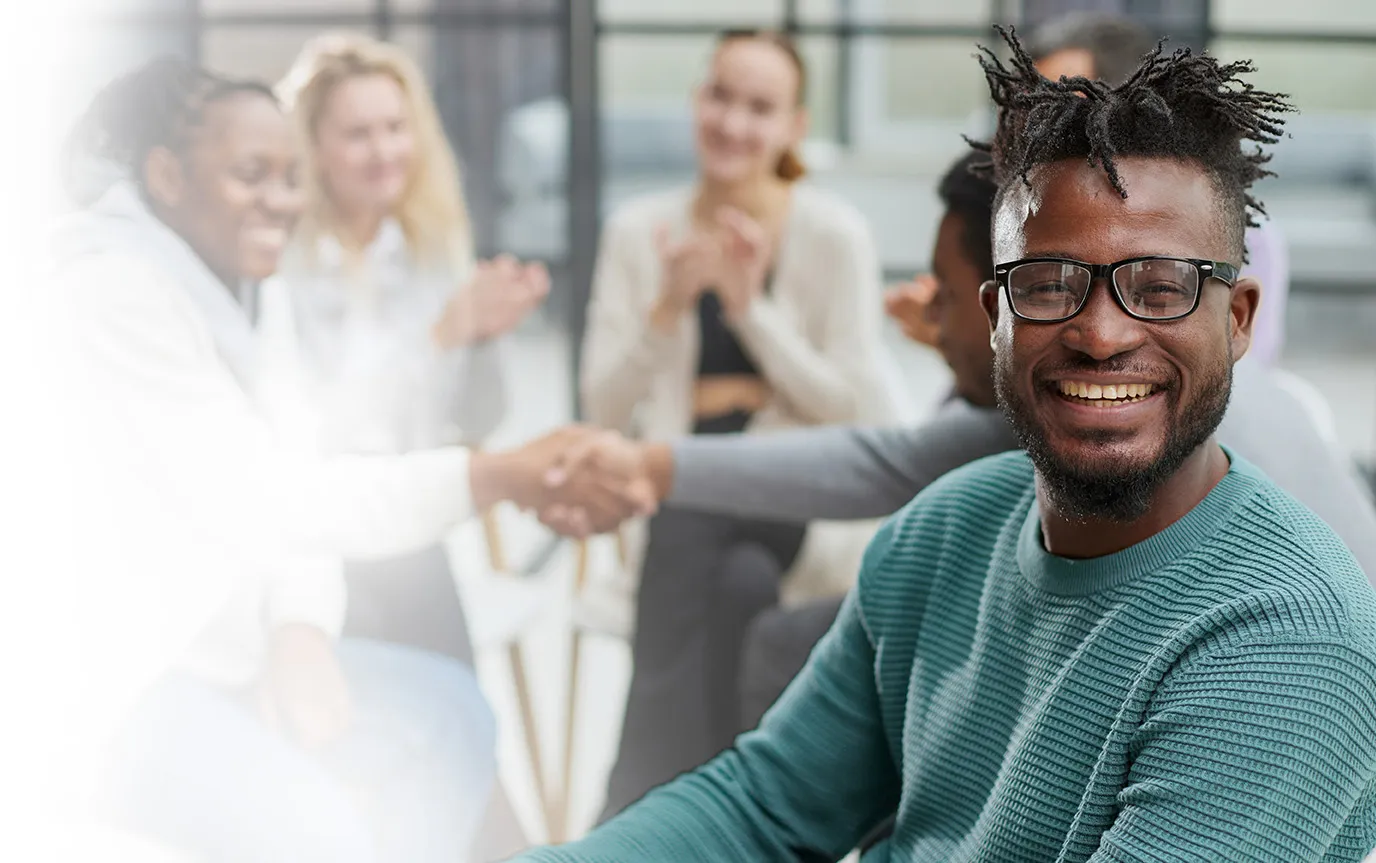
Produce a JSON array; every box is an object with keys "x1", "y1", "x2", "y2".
[
  {"x1": 667, "y1": 402, "x2": 1015, "y2": 521},
  {"x1": 538, "y1": 403, "x2": 1015, "y2": 536}
]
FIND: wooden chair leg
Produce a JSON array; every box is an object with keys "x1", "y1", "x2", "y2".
[
  {"x1": 506, "y1": 639, "x2": 556, "y2": 840},
  {"x1": 552, "y1": 539, "x2": 591, "y2": 842},
  {"x1": 479, "y1": 500, "x2": 556, "y2": 839}
]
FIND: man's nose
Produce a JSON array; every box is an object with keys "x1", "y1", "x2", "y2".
[{"x1": 1058, "y1": 279, "x2": 1148, "y2": 361}]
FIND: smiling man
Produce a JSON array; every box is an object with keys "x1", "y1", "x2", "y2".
[{"x1": 516, "y1": 30, "x2": 1376, "y2": 863}]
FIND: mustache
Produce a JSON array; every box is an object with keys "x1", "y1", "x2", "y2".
[{"x1": 1035, "y1": 355, "x2": 1176, "y2": 385}]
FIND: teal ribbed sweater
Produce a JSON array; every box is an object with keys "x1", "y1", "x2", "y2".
[{"x1": 522, "y1": 450, "x2": 1376, "y2": 862}]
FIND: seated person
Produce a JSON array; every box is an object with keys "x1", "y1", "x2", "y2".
[
  {"x1": 56, "y1": 59, "x2": 616, "y2": 863},
  {"x1": 581, "y1": 29, "x2": 892, "y2": 817},
  {"x1": 522, "y1": 31, "x2": 1376, "y2": 861},
  {"x1": 276, "y1": 32, "x2": 548, "y2": 669}
]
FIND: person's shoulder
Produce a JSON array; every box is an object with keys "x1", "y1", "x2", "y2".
[
  {"x1": 919, "y1": 449, "x2": 1037, "y2": 506},
  {"x1": 55, "y1": 246, "x2": 189, "y2": 319},
  {"x1": 857, "y1": 451, "x2": 1035, "y2": 635},
  {"x1": 1212, "y1": 455, "x2": 1376, "y2": 646},
  {"x1": 1230, "y1": 453, "x2": 1366, "y2": 576},
  {"x1": 868, "y1": 451, "x2": 1035, "y2": 569}
]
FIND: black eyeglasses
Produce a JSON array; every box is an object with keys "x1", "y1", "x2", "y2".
[{"x1": 993, "y1": 256, "x2": 1239, "y2": 323}]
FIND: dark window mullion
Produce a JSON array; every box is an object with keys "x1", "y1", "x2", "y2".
[
  {"x1": 186, "y1": 0, "x2": 202, "y2": 66},
  {"x1": 375, "y1": 0, "x2": 392, "y2": 41},
  {"x1": 836, "y1": 0, "x2": 853, "y2": 147}
]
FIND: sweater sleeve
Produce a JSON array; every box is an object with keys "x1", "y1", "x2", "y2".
[
  {"x1": 579, "y1": 210, "x2": 681, "y2": 433},
  {"x1": 514, "y1": 523, "x2": 903, "y2": 862},
  {"x1": 1090, "y1": 639, "x2": 1376, "y2": 863},
  {"x1": 730, "y1": 206, "x2": 889, "y2": 424},
  {"x1": 665, "y1": 404, "x2": 1018, "y2": 521}
]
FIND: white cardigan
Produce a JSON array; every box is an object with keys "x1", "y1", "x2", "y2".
[
  {"x1": 581, "y1": 185, "x2": 895, "y2": 594},
  {"x1": 582, "y1": 185, "x2": 894, "y2": 440}
]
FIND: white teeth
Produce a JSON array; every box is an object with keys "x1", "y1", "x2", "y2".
[{"x1": 1057, "y1": 381, "x2": 1156, "y2": 402}]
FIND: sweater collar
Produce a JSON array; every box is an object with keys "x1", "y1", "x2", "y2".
[{"x1": 1017, "y1": 445, "x2": 1266, "y2": 596}]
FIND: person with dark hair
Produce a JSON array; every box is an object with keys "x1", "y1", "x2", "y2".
[
  {"x1": 884, "y1": 12, "x2": 1159, "y2": 355},
  {"x1": 1023, "y1": 10, "x2": 1158, "y2": 88},
  {"x1": 583, "y1": 29, "x2": 894, "y2": 820},
  {"x1": 519, "y1": 28, "x2": 1376, "y2": 861},
  {"x1": 980, "y1": 11, "x2": 1302, "y2": 360},
  {"x1": 55, "y1": 57, "x2": 631, "y2": 862},
  {"x1": 892, "y1": 11, "x2": 1291, "y2": 368}
]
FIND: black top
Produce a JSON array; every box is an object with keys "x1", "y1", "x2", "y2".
[
  {"x1": 696, "y1": 290, "x2": 759, "y2": 377},
  {"x1": 693, "y1": 288, "x2": 763, "y2": 435}
]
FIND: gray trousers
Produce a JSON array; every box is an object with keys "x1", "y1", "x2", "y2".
[
  {"x1": 738, "y1": 596, "x2": 844, "y2": 729},
  {"x1": 600, "y1": 506, "x2": 807, "y2": 820}
]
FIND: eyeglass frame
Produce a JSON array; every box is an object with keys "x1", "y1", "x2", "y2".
[{"x1": 992, "y1": 256, "x2": 1241, "y2": 323}]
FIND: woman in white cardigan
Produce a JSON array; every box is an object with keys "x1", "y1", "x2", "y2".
[
  {"x1": 275, "y1": 33, "x2": 547, "y2": 668},
  {"x1": 57, "y1": 59, "x2": 573, "y2": 863},
  {"x1": 584, "y1": 30, "x2": 893, "y2": 818}
]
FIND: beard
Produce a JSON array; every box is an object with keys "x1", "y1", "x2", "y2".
[{"x1": 994, "y1": 347, "x2": 1233, "y2": 523}]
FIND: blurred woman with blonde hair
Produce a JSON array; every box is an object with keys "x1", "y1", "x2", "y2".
[{"x1": 276, "y1": 32, "x2": 547, "y2": 668}]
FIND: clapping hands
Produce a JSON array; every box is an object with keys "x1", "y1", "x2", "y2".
[
  {"x1": 434, "y1": 254, "x2": 550, "y2": 349},
  {"x1": 650, "y1": 207, "x2": 772, "y2": 330},
  {"x1": 712, "y1": 206, "x2": 770, "y2": 320}
]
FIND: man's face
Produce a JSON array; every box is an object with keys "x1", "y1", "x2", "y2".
[
  {"x1": 929, "y1": 211, "x2": 997, "y2": 407},
  {"x1": 981, "y1": 156, "x2": 1259, "y2": 521}
]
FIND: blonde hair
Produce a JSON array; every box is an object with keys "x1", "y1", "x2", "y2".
[{"x1": 277, "y1": 32, "x2": 472, "y2": 269}]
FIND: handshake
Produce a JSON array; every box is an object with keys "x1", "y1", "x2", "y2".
[{"x1": 470, "y1": 426, "x2": 674, "y2": 537}]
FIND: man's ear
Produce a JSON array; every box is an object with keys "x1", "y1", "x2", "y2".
[
  {"x1": 142, "y1": 146, "x2": 185, "y2": 210},
  {"x1": 979, "y1": 279, "x2": 1001, "y2": 345},
  {"x1": 1228, "y1": 276, "x2": 1262, "y2": 362}
]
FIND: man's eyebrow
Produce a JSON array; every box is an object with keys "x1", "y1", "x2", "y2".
[
  {"x1": 1009, "y1": 251, "x2": 1084, "y2": 261},
  {"x1": 1014, "y1": 251, "x2": 1192, "y2": 263}
]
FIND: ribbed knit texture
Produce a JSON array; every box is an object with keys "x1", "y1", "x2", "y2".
[{"x1": 519, "y1": 450, "x2": 1376, "y2": 863}]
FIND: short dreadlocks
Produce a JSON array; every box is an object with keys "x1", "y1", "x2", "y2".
[{"x1": 972, "y1": 25, "x2": 1293, "y2": 258}]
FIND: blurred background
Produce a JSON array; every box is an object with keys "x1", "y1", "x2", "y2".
[
  {"x1": 66, "y1": 2, "x2": 1376, "y2": 449},
  {"x1": 54, "y1": 0, "x2": 1376, "y2": 849}
]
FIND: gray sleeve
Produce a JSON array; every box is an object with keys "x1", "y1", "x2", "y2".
[{"x1": 666, "y1": 404, "x2": 1017, "y2": 522}]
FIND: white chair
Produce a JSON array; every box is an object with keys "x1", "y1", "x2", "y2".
[
  {"x1": 450, "y1": 503, "x2": 566, "y2": 839},
  {"x1": 1273, "y1": 368, "x2": 1341, "y2": 447},
  {"x1": 549, "y1": 530, "x2": 634, "y2": 842}
]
